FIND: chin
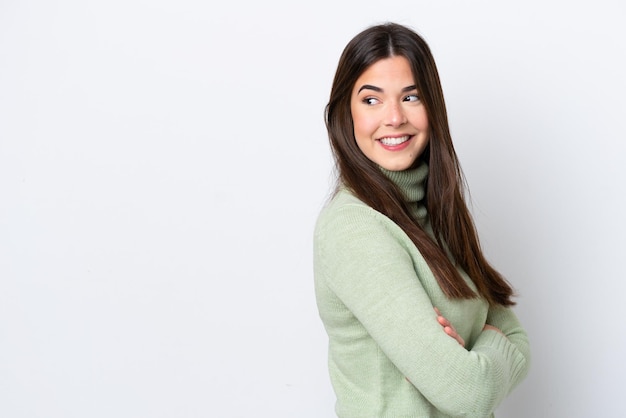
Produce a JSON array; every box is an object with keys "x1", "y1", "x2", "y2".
[{"x1": 380, "y1": 161, "x2": 415, "y2": 171}]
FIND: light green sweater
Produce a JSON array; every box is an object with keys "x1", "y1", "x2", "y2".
[{"x1": 313, "y1": 162, "x2": 530, "y2": 418}]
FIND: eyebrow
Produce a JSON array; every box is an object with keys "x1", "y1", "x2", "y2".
[{"x1": 357, "y1": 84, "x2": 418, "y2": 93}]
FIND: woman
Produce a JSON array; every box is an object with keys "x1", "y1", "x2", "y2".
[{"x1": 313, "y1": 22, "x2": 530, "y2": 417}]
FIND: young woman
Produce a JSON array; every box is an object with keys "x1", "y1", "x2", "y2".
[{"x1": 313, "y1": 22, "x2": 530, "y2": 417}]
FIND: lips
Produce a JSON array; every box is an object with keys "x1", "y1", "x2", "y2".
[
  {"x1": 377, "y1": 135, "x2": 413, "y2": 152},
  {"x1": 379, "y1": 135, "x2": 410, "y2": 146}
]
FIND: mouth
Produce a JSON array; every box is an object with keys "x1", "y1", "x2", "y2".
[{"x1": 378, "y1": 135, "x2": 411, "y2": 146}]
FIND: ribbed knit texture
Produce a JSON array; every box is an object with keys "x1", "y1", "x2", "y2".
[{"x1": 313, "y1": 161, "x2": 530, "y2": 418}]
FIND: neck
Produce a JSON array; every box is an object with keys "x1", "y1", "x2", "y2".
[{"x1": 379, "y1": 161, "x2": 429, "y2": 224}]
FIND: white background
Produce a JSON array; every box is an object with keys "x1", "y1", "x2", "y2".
[{"x1": 1, "y1": 1, "x2": 625, "y2": 417}]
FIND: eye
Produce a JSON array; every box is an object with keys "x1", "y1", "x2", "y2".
[
  {"x1": 404, "y1": 94, "x2": 420, "y2": 102},
  {"x1": 362, "y1": 97, "x2": 380, "y2": 105}
]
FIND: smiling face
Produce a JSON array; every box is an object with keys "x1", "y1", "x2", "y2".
[{"x1": 350, "y1": 55, "x2": 430, "y2": 171}]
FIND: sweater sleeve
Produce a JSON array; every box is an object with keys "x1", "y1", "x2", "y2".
[
  {"x1": 481, "y1": 304, "x2": 531, "y2": 394},
  {"x1": 314, "y1": 204, "x2": 530, "y2": 417}
]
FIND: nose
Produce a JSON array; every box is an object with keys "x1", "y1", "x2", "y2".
[{"x1": 384, "y1": 102, "x2": 407, "y2": 127}]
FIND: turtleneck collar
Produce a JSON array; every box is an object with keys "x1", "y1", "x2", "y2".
[{"x1": 380, "y1": 161, "x2": 429, "y2": 224}]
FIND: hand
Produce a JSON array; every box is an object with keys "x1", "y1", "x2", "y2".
[
  {"x1": 483, "y1": 324, "x2": 504, "y2": 335},
  {"x1": 434, "y1": 307, "x2": 465, "y2": 347}
]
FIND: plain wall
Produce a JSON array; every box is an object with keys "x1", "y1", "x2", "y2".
[{"x1": 1, "y1": 1, "x2": 625, "y2": 417}]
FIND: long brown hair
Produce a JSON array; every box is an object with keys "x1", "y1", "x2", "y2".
[{"x1": 325, "y1": 22, "x2": 515, "y2": 306}]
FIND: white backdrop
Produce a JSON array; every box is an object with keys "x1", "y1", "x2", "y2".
[{"x1": 1, "y1": 1, "x2": 625, "y2": 417}]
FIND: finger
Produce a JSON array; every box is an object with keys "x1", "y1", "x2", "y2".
[
  {"x1": 444, "y1": 326, "x2": 456, "y2": 337},
  {"x1": 444, "y1": 325, "x2": 460, "y2": 340},
  {"x1": 444, "y1": 326, "x2": 464, "y2": 346}
]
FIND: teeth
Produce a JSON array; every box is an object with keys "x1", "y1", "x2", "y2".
[{"x1": 379, "y1": 136, "x2": 410, "y2": 146}]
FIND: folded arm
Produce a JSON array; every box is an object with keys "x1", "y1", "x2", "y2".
[{"x1": 315, "y1": 204, "x2": 530, "y2": 416}]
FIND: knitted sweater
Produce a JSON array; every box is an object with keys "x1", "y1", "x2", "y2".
[{"x1": 313, "y1": 162, "x2": 530, "y2": 418}]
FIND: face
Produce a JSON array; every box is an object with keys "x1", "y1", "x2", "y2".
[{"x1": 350, "y1": 55, "x2": 429, "y2": 171}]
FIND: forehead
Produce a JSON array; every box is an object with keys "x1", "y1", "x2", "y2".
[{"x1": 354, "y1": 56, "x2": 415, "y2": 89}]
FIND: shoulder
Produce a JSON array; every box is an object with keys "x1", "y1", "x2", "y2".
[
  {"x1": 315, "y1": 189, "x2": 388, "y2": 237},
  {"x1": 314, "y1": 189, "x2": 412, "y2": 258},
  {"x1": 313, "y1": 189, "x2": 417, "y2": 291}
]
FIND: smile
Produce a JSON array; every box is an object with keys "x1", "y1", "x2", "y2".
[{"x1": 379, "y1": 135, "x2": 411, "y2": 146}]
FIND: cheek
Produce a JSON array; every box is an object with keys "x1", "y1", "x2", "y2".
[
  {"x1": 412, "y1": 109, "x2": 429, "y2": 131},
  {"x1": 352, "y1": 111, "x2": 375, "y2": 138}
]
